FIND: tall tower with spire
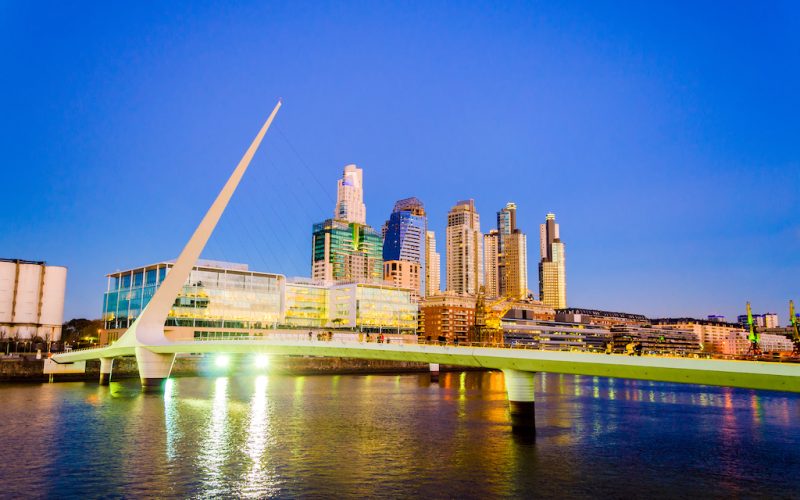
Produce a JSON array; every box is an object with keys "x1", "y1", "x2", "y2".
[{"x1": 334, "y1": 164, "x2": 366, "y2": 224}]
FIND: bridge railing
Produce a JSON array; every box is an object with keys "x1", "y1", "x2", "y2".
[{"x1": 186, "y1": 335, "x2": 712, "y2": 359}]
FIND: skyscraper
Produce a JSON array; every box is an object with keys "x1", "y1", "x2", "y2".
[
  {"x1": 483, "y1": 230, "x2": 500, "y2": 297},
  {"x1": 383, "y1": 197, "x2": 427, "y2": 299},
  {"x1": 312, "y1": 164, "x2": 382, "y2": 282},
  {"x1": 504, "y1": 231, "x2": 528, "y2": 299},
  {"x1": 539, "y1": 213, "x2": 566, "y2": 308},
  {"x1": 484, "y1": 202, "x2": 528, "y2": 299},
  {"x1": 312, "y1": 219, "x2": 383, "y2": 282},
  {"x1": 446, "y1": 199, "x2": 483, "y2": 295},
  {"x1": 334, "y1": 164, "x2": 366, "y2": 224},
  {"x1": 425, "y1": 231, "x2": 441, "y2": 296}
]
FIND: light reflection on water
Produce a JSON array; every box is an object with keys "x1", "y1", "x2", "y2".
[{"x1": 0, "y1": 372, "x2": 798, "y2": 498}]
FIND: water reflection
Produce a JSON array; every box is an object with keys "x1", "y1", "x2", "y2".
[
  {"x1": 241, "y1": 375, "x2": 277, "y2": 498},
  {"x1": 198, "y1": 377, "x2": 229, "y2": 496},
  {"x1": 1, "y1": 373, "x2": 798, "y2": 498}
]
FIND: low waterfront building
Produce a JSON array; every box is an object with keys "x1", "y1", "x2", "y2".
[
  {"x1": 103, "y1": 260, "x2": 284, "y2": 342},
  {"x1": 0, "y1": 258, "x2": 67, "y2": 342},
  {"x1": 420, "y1": 293, "x2": 476, "y2": 343},
  {"x1": 608, "y1": 325, "x2": 700, "y2": 355},
  {"x1": 328, "y1": 281, "x2": 417, "y2": 334},
  {"x1": 556, "y1": 308, "x2": 649, "y2": 327},
  {"x1": 721, "y1": 331, "x2": 793, "y2": 355},
  {"x1": 650, "y1": 317, "x2": 745, "y2": 354},
  {"x1": 102, "y1": 261, "x2": 418, "y2": 343},
  {"x1": 502, "y1": 318, "x2": 610, "y2": 351}
]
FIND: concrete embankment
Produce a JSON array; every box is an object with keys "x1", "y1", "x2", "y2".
[{"x1": 1, "y1": 355, "x2": 464, "y2": 382}]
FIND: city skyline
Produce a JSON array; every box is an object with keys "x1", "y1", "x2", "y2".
[{"x1": 1, "y1": 2, "x2": 797, "y2": 323}]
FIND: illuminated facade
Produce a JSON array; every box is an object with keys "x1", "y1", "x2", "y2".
[
  {"x1": 504, "y1": 231, "x2": 528, "y2": 300},
  {"x1": 284, "y1": 278, "x2": 328, "y2": 328},
  {"x1": 311, "y1": 219, "x2": 383, "y2": 282},
  {"x1": 446, "y1": 199, "x2": 483, "y2": 295},
  {"x1": 538, "y1": 213, "x2": 566, "y2": 308},
  {"x1": 103, "y1": 262, "x2": 417, "y2": 341},
  {"x1": 103, "y1": 260, "x2": 284, "y2": 332},
  {"x1": 328, "y1": 282, "x2": 418, "y2": 334}
]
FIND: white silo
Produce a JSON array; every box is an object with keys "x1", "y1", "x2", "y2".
[{"x1": 0, "y1": 259, "x2": 67, "y2": 341}]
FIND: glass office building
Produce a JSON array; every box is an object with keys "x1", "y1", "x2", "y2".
[
  {"x1": 102, "y1": 260, "x2": 418, "y2": 338},
  {"x1": 103, "y1": 260, "x2": 284, "y2": 331},
  {"x1": 284, "y1": 279, "x2": 328, "y2": 328},
  {"x1": 329, "y1": 282, "x2": 418, "y2": 334},
  {"x1": 311, "y1": 219, "x2": 383, "y2": 282}
]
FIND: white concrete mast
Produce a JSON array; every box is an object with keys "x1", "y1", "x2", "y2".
[{"x1": 115, "y1": 101, "x2": 282, "y2": 388}]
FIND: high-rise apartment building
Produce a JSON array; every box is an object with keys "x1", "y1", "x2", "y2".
[
  {"x1": 538, "y1": 213, "x2": 566, "y2": 308},
  {"x1": 382, "y1": 198, "x2": 427, "y2": 299},
  {"x1": 446, "y1": 200, "x2": 483, "y2": 295},
  {"x1": 334, "y1": 164, "x2": 366, "y2": 224},
  {"x1": 504, "y1": 231, "x2": 528, "y2": 299},
  {"x1": 484, "y1": 202, "x2": 528, "y2": 299},
  {"x1": 425, "y1": 231, "x2": 441, "y2": 296},
  {"x1": 483, "y1": 230, "x2": 500, "y2": 297}
]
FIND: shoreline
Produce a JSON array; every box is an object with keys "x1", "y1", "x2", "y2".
[{"x1": 0, "y1": 355, "x2": 480, "y2": 383}]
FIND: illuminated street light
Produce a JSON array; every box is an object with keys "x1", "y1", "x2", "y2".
[
  {"x1": 254, "y1": 355, "x2": 269, "y2": 369},
  {"x1": 215, "y1": 355, "x2": 231, "y2": 369}
]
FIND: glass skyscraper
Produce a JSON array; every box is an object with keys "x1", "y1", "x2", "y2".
[
  {"x1": 312, "y1": 219, "x2": 383, "y2": 282},
  {"x1": 382, "y1": 197, "x2": 427, "y2": 298}
]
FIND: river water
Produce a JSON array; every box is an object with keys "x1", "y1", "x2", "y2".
[{"x1": 0, "y1": 371, "x2": 798, "y2": 498}]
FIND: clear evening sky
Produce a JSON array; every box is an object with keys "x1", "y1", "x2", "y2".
[{"x1": 1, "y1": 2, "x2": 798, "y2": 322}]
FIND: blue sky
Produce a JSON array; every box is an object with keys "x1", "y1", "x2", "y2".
[{"x1": 1, "y1": 1, "x2": 798, "y2": 322}]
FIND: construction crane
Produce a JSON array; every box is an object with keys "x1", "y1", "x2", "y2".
[
  {"x1": 790, "y1": 300, "x2": 800, "y2": 356},
  {"x1": 471, "y1": 287, "x2": 513, "y2": 345},
  {"x1": 745, "y1": 302, "x2": 763, "y2": 357}
]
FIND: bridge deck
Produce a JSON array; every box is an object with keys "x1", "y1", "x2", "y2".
[{"x1": 52, "y1": 339, "x2": 800, "y2": 393}]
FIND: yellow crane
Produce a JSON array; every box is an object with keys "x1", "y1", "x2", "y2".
[{"x1": 746, "y1": 302, "x2": 763, "y2": 357}]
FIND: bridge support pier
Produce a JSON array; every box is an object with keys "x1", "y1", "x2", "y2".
[
  {"x1": 429, "y1": 363, "x2": 440, "y2": 382},
  {"x1": 135, "y1": 347, "x2": 175, "y2": 392},
  {"x1": 99, "y1": 357, "x2": 114, "y2": 385},
  {"x1": 502, "y1": 369, "x2": 536, "y2": 435}
]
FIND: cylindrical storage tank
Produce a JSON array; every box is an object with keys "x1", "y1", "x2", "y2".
[
  {"x1": 0, "y1": 261, "x2": 15, "y2": 325},
  {"x1": 14, "y1": 263, "x2": 44, "y2": 329},
  {"x1": 40, "y1": 266, "x2": 67, "y2": 341}
]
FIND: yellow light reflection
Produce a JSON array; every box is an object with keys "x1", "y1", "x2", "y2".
[
  {"x1": 242, "y1": 375, "x2": 278, "y2": 497},
  {"x1": 199, "y1": 377, "x2": 229, "y2": 495},
  {"x1": 164, "y1": 378, "x2": 178, "y2": 462}
]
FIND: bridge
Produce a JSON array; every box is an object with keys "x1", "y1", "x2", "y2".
[{"x1": 51, "y1": 101, "x2": 800, "y2": 432}]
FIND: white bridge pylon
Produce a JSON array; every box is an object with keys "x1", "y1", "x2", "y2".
[{"x1": 114, "y1": 100, "x2": 282, "y2": 388}]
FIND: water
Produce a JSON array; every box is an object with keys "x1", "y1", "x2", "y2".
[{"x1": 1, "y1": 371, "x2": 798, "y2": 498}]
